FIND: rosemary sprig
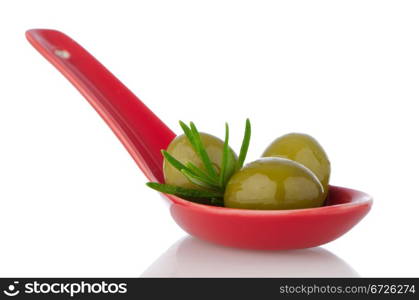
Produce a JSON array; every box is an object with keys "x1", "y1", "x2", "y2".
[
  {"x1": 237, "y1": 118, "x2": 251, "y2": 170},
  {"x1": 146, "y1": 182, "x2": 223, "y2": 199},
  {"x1": 161, "y1": 150, "x2": 188, "y2": 173},
  {"x1": 219, "y1": 122, "x2": 230, "y2": 186},
  {"x1": 185, "y1": 162, "x2": 219, "y2": 186},
  {"x1": 161, "y1": 150, "x2": 218, "y2": 188},
  {"x1": 180, "y1": 169, "x2": 219, "y2": 190},
  {"x1": 189, "y1": 122, "x2": 218, "y2": 178},
  {"x1": 146, "y1": 119, "x2": 252, "y2": 205},
  {"x1": 179, "y1": 121, "x2": 197, "y2": 149}
]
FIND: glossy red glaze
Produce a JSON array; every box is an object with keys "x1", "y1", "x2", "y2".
[
  {"x1": 26, "y1": 29, "x2": 372, "y2": 250},
  {"x1": 169, "y1": 186, "x2": 371, "y2": 250}
]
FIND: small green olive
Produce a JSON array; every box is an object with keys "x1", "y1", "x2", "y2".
[
  {"x1": 224, "y1": 157, "x2": 325, "y2": 210},
  {"x1": 262, "y1": 133, "x2": 330, "y2": 196},
  {"x1": 163, "y1": 132, "x2": 237, "y2": 189}
]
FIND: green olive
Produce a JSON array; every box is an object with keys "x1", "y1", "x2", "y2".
[
  {"x1": 262, "y1": 133, "x2": 330, "y2": 195},
  {"x1": 163, "y1": 132, "x2": 237, "y2": 189},
  {"x1": 224, "y1": 157, "x2": 324, "y2": 210}
]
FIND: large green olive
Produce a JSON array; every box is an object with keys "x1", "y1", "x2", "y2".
[
  {"x1": 262, "y1": 133, "x2": 330, "y2": 195},
  {"x1": 163, "y1": 132, "x2": 237, "y2": 189},
  {"x1": 224, "y1": 157, "x2": 325, "y2": 210}
]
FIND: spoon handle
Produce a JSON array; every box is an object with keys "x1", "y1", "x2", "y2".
[{"x1": 26, "y1": 29, "x2": 175, "y2": 183}]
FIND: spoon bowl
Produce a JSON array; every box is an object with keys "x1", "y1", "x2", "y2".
[
  {"x1": 168, "y1": 186, "x2": 371, "y2": 250},
  {"x1": 26, "y1": 29, "x2": 372, "y2": 250}
]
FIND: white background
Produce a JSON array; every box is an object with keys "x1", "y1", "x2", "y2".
[{"x1": 0, "y1": 0, "x2": 418, "y2": 277}]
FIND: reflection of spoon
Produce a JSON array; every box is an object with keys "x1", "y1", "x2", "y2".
[
  {"x1": 26, "y1": 29, "x2": 372, "y2": 250},
  {"x1": 142, "y1": 236, "x2": 358, "y2": 277}
]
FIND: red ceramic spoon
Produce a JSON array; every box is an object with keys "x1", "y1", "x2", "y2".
[{"x1": 26, "y1": 29, "x2": 372, "y2": 250}]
